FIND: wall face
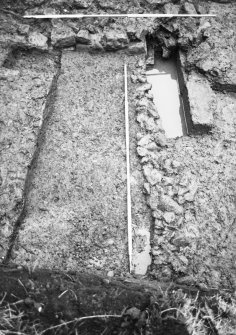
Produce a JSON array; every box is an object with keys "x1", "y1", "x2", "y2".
[
  {"x1": 1, "y1": 0, "x2": 235, "y2": 15},
  {"x1": 0, "y1": 2, "x2": 236, "y2": 289}
]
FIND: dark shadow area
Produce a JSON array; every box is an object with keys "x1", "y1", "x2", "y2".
[
  {"x1": 1, "y1": 264, "x2": 235, "y2": 334},
  {"x1": 175, "y1": 52, "x2": 194, "y2": 135},
  {"x1": 0, "y1": 265, "x2": 192, "y2": 335}
]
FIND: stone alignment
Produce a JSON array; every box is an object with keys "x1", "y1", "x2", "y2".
[{"x1": 1, "y1": 0, "x2": 235, "y2": 16}]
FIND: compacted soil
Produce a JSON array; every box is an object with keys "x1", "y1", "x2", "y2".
[{"x1": 9, "y1": 50, "x2": 151, "y2": 276}]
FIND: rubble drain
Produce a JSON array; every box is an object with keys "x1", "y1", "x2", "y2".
[{"x1": 146, "y1": 55, "x2": 187, "y2": 138}]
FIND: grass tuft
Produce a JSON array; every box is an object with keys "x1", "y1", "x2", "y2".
[{"x1": 1, "y1": 288, "x2": 236, "y2": 334}]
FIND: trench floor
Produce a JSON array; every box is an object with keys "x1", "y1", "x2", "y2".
[{"x1": 13, "y1": 51, "x2": 152, "y2": 276}]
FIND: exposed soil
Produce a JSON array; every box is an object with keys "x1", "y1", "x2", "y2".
[
  {"x1": 0, "y1": 2, "x2": 236, "y2": 334},
  {"x1": 0, "y1": 8, "x2": 236, "y2": 285},
  {"x1": 0, "y1": 49, "x2": 58, "y2": 261},
  {"x1": 9, "y1": 50, "x2": 151, "y2": 276}
]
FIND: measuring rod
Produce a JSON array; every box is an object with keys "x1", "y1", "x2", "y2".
[
  {"x1": 124, "y1": 64, "x2": 133, "y2": 273},
  {"x1": 24, "y1": 14, "x2": 216, "y2": 18},
  {"x1": 23, "y1": 14, "x2": 216, "y2": 19}
]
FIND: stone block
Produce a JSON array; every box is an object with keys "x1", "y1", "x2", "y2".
[
  {"x1": 90, "y1": 34, "x2": 104, "y2": 50},
  {"x1": 163, "y1": 212, "x2": 175, "y2": 224},
  {"x1": 164, "y1": 3, "x2": 179, "y2": 14},
  {"x1": 138, "y1": 134, "x2": 152, "y2": 147},
  {"x1": 28, "y1": 31, "x2": 48, "y2": 50},
  {"x1": 182, "y1": 2, "x2": 197, "y2": 14},
  {"x1": 136, "y1": 83, "x2": 152, "y2": 93},
  {"x1": 103, "y1": 29, "x2": 129, "y2": 50},
  {"x1": 146, "y1": 44, "x2": 155, "y2": 66},
  {"x1": 97, "y1": 0, "x2": 128, "y2": 11},
  {"x1": 128, "y1": 41, "x2": 147, "y2": 55},
  {"x1": 187, "y1": 73, "x2": 214, "y2": 127},
  {"x1": 76, "y1": 30, "x2": 91, "y2": 44},
  {"x1": 143, "y1": 165, "x2": 162, "y2": 186},
  {"x1": 51, "y1": 22, "x2": 76, "y2": 48},
  {"x1": 145, "y1": 0, "x2": 169, "y2": 5},
  {"x1": 74, "y1": 0, "x2": 93, "y2": 8},
  {"x1": 159, "y1": 195, "x2": 183, "y2": 215}
]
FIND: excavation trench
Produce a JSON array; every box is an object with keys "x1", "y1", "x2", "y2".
[
  {"x1": 146, "y1": 54, "x2": 188, "y2": 138},
  {"x1": 12, "y1": 50, "x2": 152, "y2": 276}
]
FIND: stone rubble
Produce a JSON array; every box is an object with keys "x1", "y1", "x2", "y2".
[
  {"x1": 131, "y1": 15, "x2": 236, "y2": 285},
  {"x1": 2, "y1": 0, "x2": 214, "y2": 15}
]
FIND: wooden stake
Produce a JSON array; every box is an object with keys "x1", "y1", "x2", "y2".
[{"x1": 124, "y1": 64, "x2": 132, "y2": 273}]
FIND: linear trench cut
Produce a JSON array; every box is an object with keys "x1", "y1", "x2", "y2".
[{"x1": 146, "y1": 54, "x2": 188, "y2": 138}]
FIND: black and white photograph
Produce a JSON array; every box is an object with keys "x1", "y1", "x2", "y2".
[{"x1": 0, "y1": 0, "x2": 236, "y2": 334}]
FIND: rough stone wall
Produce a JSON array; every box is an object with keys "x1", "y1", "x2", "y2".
[
  {"x1": 131, "y1": 7, "x2": 236, "y2": 288},
  {"x1": 134, "y1": 83, "x2": 236, "y2": 288},
  {"x1": 0, "y1": 1, "x2": 236, "y2": 288},
  {"x1": 1, "y1": 0, "x2": 235, "y2": 15}
]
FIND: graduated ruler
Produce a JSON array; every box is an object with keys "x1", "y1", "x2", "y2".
[{"x1": 124, "y1": 64, "x2": 133, "y2": 273}]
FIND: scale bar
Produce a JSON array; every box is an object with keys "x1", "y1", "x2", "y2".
[
  {"x1": 124, "y1": 64, "x2": 133, "y2": 273},
  {"x1": 24, "y1": 14, "x2": 216, "y2": 18}
]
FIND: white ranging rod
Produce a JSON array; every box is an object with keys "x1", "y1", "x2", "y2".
[
  {"x1": 24, "y1": 14, "x2": 216, "y2": 18},
  {"x1": 124, "y1": 64, "x2": 133, "y2": 273}
]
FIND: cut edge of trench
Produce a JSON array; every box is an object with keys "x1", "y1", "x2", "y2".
[{"x1": 2, "y1": 50, "x2": 62, "y2": 265}]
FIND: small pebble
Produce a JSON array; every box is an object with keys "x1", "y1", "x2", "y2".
[{"x1": 107, "y1": 270, "x2": 114, "y2": 277}]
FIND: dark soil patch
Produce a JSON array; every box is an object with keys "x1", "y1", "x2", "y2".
[{"x1": 1, "y1": 265, "x2": 235, "y2": 334}]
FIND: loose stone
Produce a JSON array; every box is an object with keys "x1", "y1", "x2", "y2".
[
  {"x1": 128, "y1": 41, "x2": 147, "y2": 55},
  {"x1": 51, "y1": 24, "x2": 76, "y2": 48},
  {"x1": 163, "y1": 212, "x2": 175, "y2": 224},
  {"x1": 107, "y1": 270, "x2": 114, "y2": 277},
  {"x1": 28, "y1": 32, "x2": 48, "y2": 50},
  {"x1": 138, "y1": 134, "x2": 152, "y2": 147},
  {"x1": 137, "y1": 75, "x2": 147, "y2": 83},
  {"x1": 76, "y1": 30, "x2": 91, "y2": 44},
  {"x1": 143, "y1": 165, "x2": 162, "y2": 186},
  {"x1": 159, "y1": 194, "x2": 183, "y2": 215},
  {"x1": 136, "y1": 83, "x2": 152, "y2": 93}
]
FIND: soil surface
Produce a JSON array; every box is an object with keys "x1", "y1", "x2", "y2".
[
  {"x1": 0, "y1": 0, "x2": 236, "y2": 309},
  {"x1": 11, "y1": 50, "x2": 151, "y2": 275},
  {"x1": 0, "y1": 50, "x2": 58, "y2": 260}
]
